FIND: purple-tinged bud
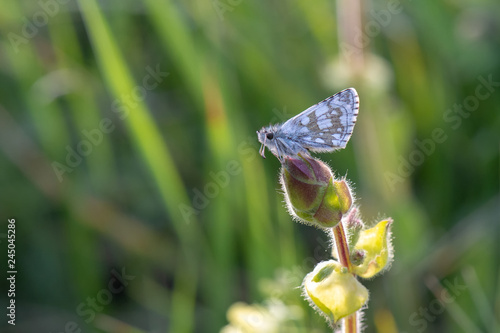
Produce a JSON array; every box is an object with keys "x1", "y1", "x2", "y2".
[
  {"x1": 281, "y1": 156, "x2": 353, "y2": 228},
  {"x1": 343, "y1": 207, "x2": 364, "y2": 250}
]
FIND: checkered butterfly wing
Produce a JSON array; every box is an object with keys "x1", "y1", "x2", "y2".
[{"x1": 280, "y1": 88, "x2": 359, "y2": 152}]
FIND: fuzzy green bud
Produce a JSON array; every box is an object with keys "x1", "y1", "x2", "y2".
[{"x1": 281, "y1": 156, "x2": 353, "y2": 228}]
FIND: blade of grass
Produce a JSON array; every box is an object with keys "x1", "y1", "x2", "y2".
[{"x1": 77, "y1": 1, "x2": 204, "y2": 331}]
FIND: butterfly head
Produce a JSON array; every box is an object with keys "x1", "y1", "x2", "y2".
[{"x1": 257, "y1": 126, "x2": 277, "y2": 159}]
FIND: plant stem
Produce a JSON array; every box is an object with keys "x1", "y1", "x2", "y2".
[
  {"x1": 333, "y1": 222, "x2": 357, "y2": 333},
  {"x1": 345, "y1": 313, "x2": 357, "y2": 333},
  {"x1": 333, "y1": 222, "x2": 352, "y2": 273}
]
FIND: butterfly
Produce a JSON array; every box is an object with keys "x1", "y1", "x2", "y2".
[{"x1": 257, "y1": 88, "x2": 359, "y2": 162}]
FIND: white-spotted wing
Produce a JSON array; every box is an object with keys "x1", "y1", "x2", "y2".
[{"x1": 257, "y1": 88, "x2": 359, "y2": 161}]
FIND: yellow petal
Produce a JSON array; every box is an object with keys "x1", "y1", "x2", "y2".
[{"x1": 353, "y1": 219, "x2": 393, "y2": 278}]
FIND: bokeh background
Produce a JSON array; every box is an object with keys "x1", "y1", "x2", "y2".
[{"x1": 1, "y1": 0, "x2": 499, "y2": 332}]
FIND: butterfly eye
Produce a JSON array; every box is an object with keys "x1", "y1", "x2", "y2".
[{"x1": 266, "y1": 133, "x2": 274, "y2": 140}]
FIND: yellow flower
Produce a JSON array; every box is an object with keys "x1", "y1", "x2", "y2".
[
  {"x1": 303, "y1": 260, "x2": 369, "y2": 323},
  {"x1": 221, "y1": 300, "x2": 303, "y2": 333},
  {"x1": 352, "y1": 219, "x2": 393, "y2": 279}
]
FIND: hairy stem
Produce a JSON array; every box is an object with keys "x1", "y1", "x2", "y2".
[
  {"x1": 333, "y1": 222, "x2": 352, "y2": 272},
  {"x1": 333, "y1": 222, "x2": 357, "y2": 333},
  {"x1": 345, "y1": 314, "x2": 357, "y2": 333}
]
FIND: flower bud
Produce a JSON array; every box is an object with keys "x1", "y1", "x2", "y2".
[
  {"x1": 350, "y1": 249, "x2": 366, "y2": 266},
  {"x1": 352, "y1": 219, "x2": 393, "y2": 278},
  {"x1": 281, "y1": 156, "x2": 353, "y2": 228},
  {"x1": 303, "y1": 260, "x2": 369, "y2": 323},
  {"x1": 343, "y1": 207, "x2": 364, "y2": 251}
]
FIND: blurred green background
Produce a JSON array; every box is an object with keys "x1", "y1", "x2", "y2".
[{"x1": 1, "y1": 0, "x2": 499, "y2": 332}]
